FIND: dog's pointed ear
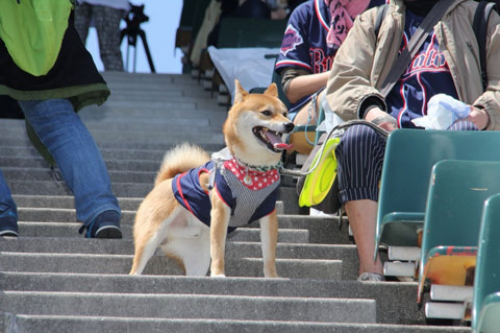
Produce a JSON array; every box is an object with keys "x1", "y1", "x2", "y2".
[
  {"x1": 234, "y1": 79, "x2": 248, "y2": 104},
  {"x1": 263, "y1": 83, "x2": 278, "y2": 98}
]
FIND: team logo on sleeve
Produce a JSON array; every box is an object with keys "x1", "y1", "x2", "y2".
[{"x1": 280, "y1": 24, "x2": 304, "y2": 56}]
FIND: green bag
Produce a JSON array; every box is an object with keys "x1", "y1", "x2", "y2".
[{"x1": 0, "y1": 0, "x2": 73, "y2": 76}]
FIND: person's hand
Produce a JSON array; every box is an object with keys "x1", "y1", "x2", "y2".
[
  {"x1": 364, "y1": 107, "x2": 398, "y2": 132},
  {"x1": 464, "y1": 106, "x2": 490, "y2": 130}
]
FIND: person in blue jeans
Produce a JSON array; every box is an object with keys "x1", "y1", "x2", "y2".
[{"x1": 0, "y1": 1, "x2": 122, "y2": 238}]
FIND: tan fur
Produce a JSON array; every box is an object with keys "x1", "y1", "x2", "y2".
[
  {"x1": 209, "y1": 194, "x2": 231, "y2": 277},
  {"x1": 130, "y1": 80, "x2": 293, "y2": 278},
  {"x1": 162, "y1": 250, "x2": 187, "y2": 275},
  {"x1": 129, "y1": 179, "x2": 179, "y2": 275},
  {"x1": 154, "y1": 143, "x2": 210, "y2": 186},
  {"x1": 224, "y1": 83, "x2": 290, "y2": 167},
  {"x1": 260, "y1": 211, "x2": 279, "y2": 278}
]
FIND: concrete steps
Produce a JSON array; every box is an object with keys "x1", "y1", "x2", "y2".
[
  {"x1": 4, "y1": 316, "x2": 469, "y2": 333},
  {"x1": 0, "y1": 252, "x2": 343, "y2": 280},
  {"x1": 15, "y1": 208, "x2": 332, "y2": 231},
  {"x1": 2, "y1": 167, "x2": 155, "y2": 184},
  {"x1": 0, "y1": 292, "x2": 376, "y2": 322},
  {"x1": 12, "y1": 194, "x2": 286, "y2": 215},
  {"x1": 0, "y1": 272, "x2": 462, "y2": 327},
  {"x1": 14, "y1": 223, "x2": 308, "y2": 243},
  {"x1": 12, "y1": 195, "x2": 142, "y2": 211},
  {"x1": 0, "y1": 72, "x2": 469, "y2": 332}
]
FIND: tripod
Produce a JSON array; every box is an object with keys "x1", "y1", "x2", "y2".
[{"x1": 120, "y1": 4, "x2": 156, "y2": 73}]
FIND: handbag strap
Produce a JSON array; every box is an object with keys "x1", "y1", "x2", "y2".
[{"x1": 379, "y1": 0, "x2": 456, "y2": 97}]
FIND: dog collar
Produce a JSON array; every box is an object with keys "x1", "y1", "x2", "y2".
[
  {"x1": 224, "y1": 158, "x2": 280, "y2": 190},
  {"x1": 233, "y1": 158, "x2": 281, "y2": 172}
]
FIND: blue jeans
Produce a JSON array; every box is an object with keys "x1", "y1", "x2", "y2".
[{"x1": 0, "y1": 98, "x2": 120, "y2": 233}]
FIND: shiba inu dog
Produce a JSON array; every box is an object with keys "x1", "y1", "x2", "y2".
[{"x1": 129, "y1": 80, "x2": 294, "y2": 277}]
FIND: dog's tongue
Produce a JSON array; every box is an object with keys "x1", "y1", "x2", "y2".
[{"x1": 265, "y1": 131, "x2": 293, "y2": 150}]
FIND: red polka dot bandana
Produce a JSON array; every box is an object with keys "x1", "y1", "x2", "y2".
[{"x1": 224, "y1": 159, "x2": 280, "y2": 191}]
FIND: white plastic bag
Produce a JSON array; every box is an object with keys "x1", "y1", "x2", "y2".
[{"x1": 412, "y1": 94, "x2": 471, "y2": 130}]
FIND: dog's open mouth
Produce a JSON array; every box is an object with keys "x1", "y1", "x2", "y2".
[{"x1": 252, "y1": 126, "x2": 293, "y2": 152}]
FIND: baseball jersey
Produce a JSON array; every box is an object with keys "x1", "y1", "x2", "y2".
[
  {"x1": 275, "y1": 0, "x2": 385, "y2": 114},
  {"x1": 172, "y1": 160, "x2": 280, "y2": 233},
  {"x1": 385, "y1": 9, "x2": 459, "y2": 128}
]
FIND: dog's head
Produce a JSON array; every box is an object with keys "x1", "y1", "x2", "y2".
[{"x1": 223, "y1": 80, "x2": 294, "y2": 167}]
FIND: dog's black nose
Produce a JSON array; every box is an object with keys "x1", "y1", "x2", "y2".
[{"x1": 284, "y1": 122, "x2": 295, "y2": 133}]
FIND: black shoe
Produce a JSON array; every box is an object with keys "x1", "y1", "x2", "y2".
[
  {"x1": 0, "y1": 230, "x2": 18, "y2": 237},
  {"x1": 0, "y1": 209, "x2": 18, "y2": 237},
  {"x1": 79, "y1": 210, "x2": 122, "y2": 239},
  {"x1": 94, "y1": 224, "x2": 123, "y2": 239}
]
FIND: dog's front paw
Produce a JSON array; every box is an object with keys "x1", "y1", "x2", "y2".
[
  {"x1": 211, "y1": 273, "x2": 226, "y2": 278},
  {"x1": 264, "y1": 265, "x2": 278, "y2": 278}
]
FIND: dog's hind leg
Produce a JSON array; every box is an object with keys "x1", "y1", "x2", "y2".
[
  {"x1": 130, "y1": 207, "x2": 183, "y2": 275},
  {"x1": 161, "y1": 220, "x2": 211, "y2": 276},
  {"x1": 130, "y1": 236, "x2": 160, "y2": 275}
]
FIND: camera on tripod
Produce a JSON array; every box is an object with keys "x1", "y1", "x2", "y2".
[
  {"x1": 120, "y1": 3, "x2": 156, "y2": 73},
  {"x1": 124, "y1": 4, "x2": 149, "y2": 27}
]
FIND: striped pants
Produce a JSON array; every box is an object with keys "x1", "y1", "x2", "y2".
[
  {"x1": 334, "y1": 121, "x2": 478, "y2": 205},
  {"x1": 75, "y1": 3, "x2": 125, "y2": 71}
]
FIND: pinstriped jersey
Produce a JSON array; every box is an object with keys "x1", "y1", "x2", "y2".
[{"x1": 172, "y1": 160, "x2": 279, "y2": 233}]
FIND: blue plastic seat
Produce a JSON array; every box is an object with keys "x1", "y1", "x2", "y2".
[
  {"x1": 375, "y1": 130, "x2": 500, "y2": 258},
  {"x1": 472, "y1": 194, "x2": 500, "y2": 333},
  {"x1": 417, "y1": 160, "x2": 500, "y2": 308},
  {"x1": 217, "y1": 17, "x2": 287, "y2": 49}
]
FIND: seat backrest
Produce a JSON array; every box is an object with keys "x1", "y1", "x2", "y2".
[
  {"x1": 217, "y1": 17, "x2": 287, "y2": 48},
  {"x1": 178, "y1": 0, "x2": 198, "y2": 29},
  {"x1": 472, "y1": 193, "x2": 500, "y2": 332},
  {"x1": 419, "y1": 160, "x2": 500, "y2": 277},
  {"x1": 188, "y1": 0, "x2": 213, "y2": 41},
  {"x1": 248, "y1": 55, "x2": 292, "y2": 109},
  {"x1": 376, "y1": 130, "x2": 500, "y2": 241}
]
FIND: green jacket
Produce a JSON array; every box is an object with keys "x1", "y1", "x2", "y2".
[{"x1": 0, "y1": 0, "x2": 110, "y2": 165}]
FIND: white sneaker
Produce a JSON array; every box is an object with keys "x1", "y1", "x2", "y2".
[
  {"x1": 357, "y1": 272, "x2": 385, "y2": 282},
  {"x1": 309, "y1": 208, "x2": 334, "y2": 217}
]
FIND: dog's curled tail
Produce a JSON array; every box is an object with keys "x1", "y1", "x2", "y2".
[{"x1": 155, "y1": 143, "x2": 211, "y2": 186}]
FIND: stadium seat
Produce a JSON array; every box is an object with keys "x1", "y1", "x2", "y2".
[
  {"x1": 250, "y1": 57, "x2": 291, "y2": 108},
  {"x1": 175, "y1": 0, "x2": 196, "y2": 48},
  {"x1": 417, "y1": 160, "x2": 500, "y2": 321},
  {"x1": 202, "y1": 17, "x2": 287, "y2": 101},
  {"x1": 472, "y1": 194, "x2": 500, "y2": 333},
  {"x1": 176, "y1": 0, "x2": 212, "y2": 74},
  {"x1": 375, "y1": 130, "x2": 500, "y2": 279},
  {"x1": 216, "y1": 17, "x2": 287, "y2": 48}
]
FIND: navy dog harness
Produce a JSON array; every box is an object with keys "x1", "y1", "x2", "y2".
[{"x1": 172, "y1": 159, "x2": 280, "y2": 233}]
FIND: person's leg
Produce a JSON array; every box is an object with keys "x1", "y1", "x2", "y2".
[
  {"x1": 93, "y1": 5, "x2": 125, "y2": 71},
  {"x1": 344, "y1": 200, "x2": 383, "y2": 276},
  {"x1": 449, "y1": 120, "x2": 478, "y2": 131},
  {"x1": 19, "y1": 99, "x2": 122, "y2": 238},
  {"x1": 74, "y1": 2, "x2": 92, "y2": 44},
  {"x1": 0, "y1": 170, "x2": 18, "y2": 236},
  {"x1": 335, "y1": 124, "x2": 386, "y2": 279}
]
